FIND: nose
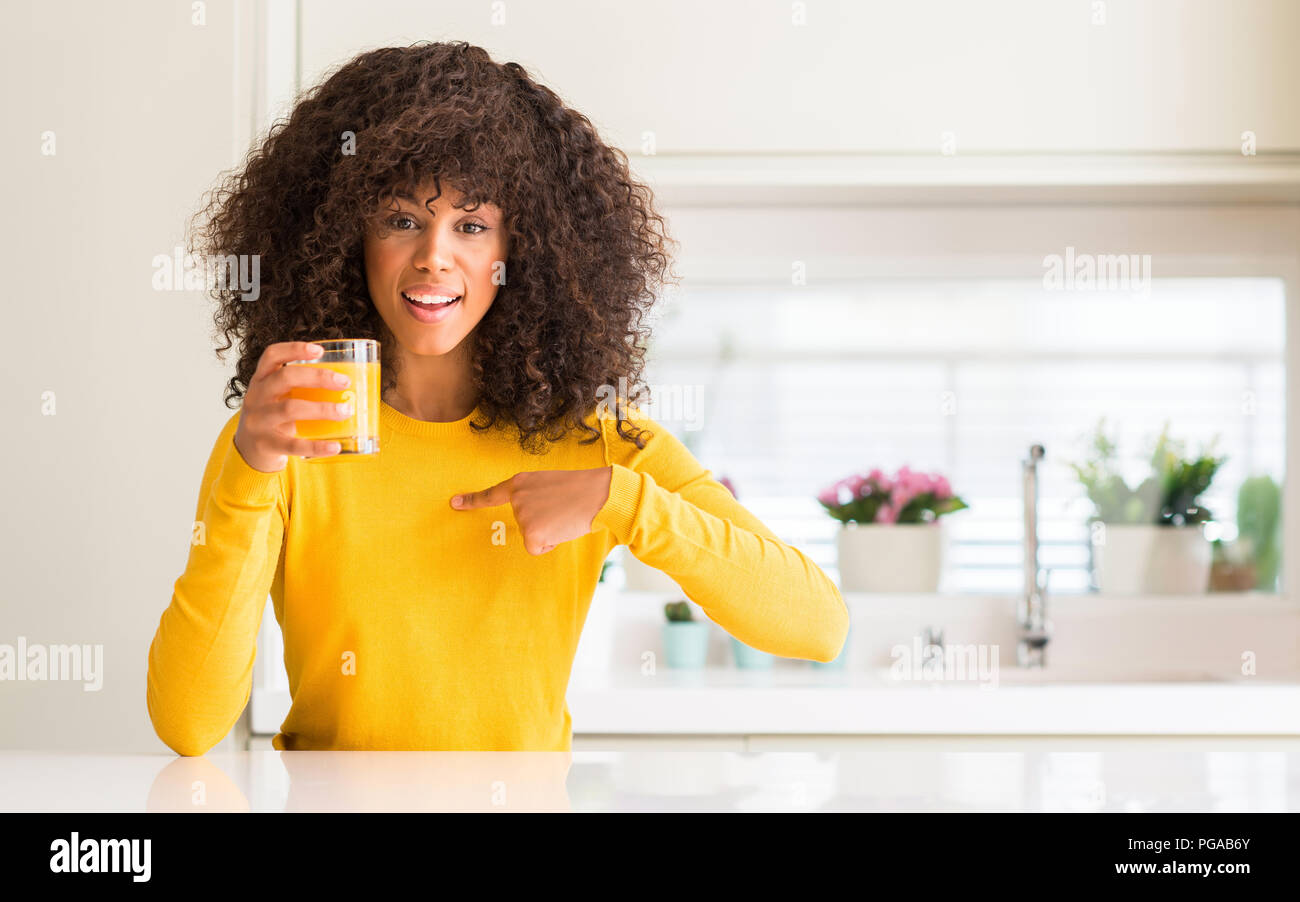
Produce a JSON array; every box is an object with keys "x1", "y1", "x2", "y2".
[{"x1": 411, "y1": 223, "x2": 454, "y2": 272}]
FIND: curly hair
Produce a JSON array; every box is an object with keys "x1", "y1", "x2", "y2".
[{"x1": 191, "y1": 40, "x2": 678, "y2": 454}]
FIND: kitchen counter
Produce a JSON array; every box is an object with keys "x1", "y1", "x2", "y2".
[{"x1": 4, "y1": 742, "x2": 1300, "y2": 812}]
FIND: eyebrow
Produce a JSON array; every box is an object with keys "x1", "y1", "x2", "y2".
[
  {"x1": 394, "y1": 190, "x2": 433, "y2": 204},
  {"x1": 393, "y1": 189, "x2": 491, "y2": 213}
]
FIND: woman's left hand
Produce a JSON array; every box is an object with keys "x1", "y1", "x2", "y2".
[{"x1": 450, "y1": 466, "x2": 614, "y2": 555}]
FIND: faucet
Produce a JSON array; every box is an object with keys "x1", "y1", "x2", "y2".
[{"x1": 1017, "y1": 444, "x2": 1051, "y2": 667}]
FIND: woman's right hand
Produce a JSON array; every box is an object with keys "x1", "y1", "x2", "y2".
[{"x1": 232, "y1": 341, "x2": 354, "y2": 473}]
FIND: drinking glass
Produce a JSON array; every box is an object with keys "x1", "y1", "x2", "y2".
[{"x1": 284, "y1": 339, "x2": 380, "y2": 456}]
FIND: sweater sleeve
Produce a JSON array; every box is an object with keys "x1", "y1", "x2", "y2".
[
  {"x1": 591, "y1": 407, "x2": 849, "y2": 662},
  {"x1": 146, "y1": 411, "x2": 286, "y2": 756}
]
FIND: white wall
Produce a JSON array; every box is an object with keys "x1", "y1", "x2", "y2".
[{"x1": 1, "y1": 0, "x2": 254, "y2": 752}]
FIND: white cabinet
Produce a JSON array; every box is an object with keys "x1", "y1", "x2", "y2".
[{"x1": 299, "y1": 0, "x2": 1300, "y2": 154}]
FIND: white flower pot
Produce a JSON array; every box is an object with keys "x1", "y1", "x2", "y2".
[
  {"x1": 836, "y1": 522, "x2": 944, "y2": 593},
  {"x1": 1091, "y1": 523, "x2": 1211, "y2": 595}
]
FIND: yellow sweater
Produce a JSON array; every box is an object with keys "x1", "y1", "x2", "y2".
[{"x1": 147, "y1": 401, "x2": 849, "y2": 755}]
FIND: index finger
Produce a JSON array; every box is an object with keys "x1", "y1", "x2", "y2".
[
  {"x1": 253, "y1": 341, "x2": 323, "y2": 383},
  {"x1": 452, "y1": 477, "x2": 513, "y2": 510}
]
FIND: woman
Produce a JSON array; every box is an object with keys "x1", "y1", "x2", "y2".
[{"x1": 147, "y1": 41, "x2": 847, "y2": 755}]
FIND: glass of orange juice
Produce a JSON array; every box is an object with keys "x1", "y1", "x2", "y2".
[{"x1": 284, "y1": 339, "x2": 380, "y2": 457}]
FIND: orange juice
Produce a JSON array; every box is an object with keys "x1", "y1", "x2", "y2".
[{"x1": 286, "y1": 360, "x2": 380, "y2": 454}]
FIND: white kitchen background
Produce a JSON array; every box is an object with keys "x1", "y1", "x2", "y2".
[
  {"x1": 4, "y1": 0, "x2": 1299, "y2": 754},
  {"x1": 245, "y1": 0, "x2": 1300, "y2": 751}
]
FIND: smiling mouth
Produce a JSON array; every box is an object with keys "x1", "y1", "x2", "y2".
[{"x1": 401, "y1": 291, "x2": 461, "y2": 307}]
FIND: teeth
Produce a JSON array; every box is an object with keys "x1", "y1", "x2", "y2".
[{"x1": 404, "y1": 292, "x2": 458, "y2": 306}]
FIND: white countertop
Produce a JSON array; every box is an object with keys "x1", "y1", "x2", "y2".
[{"x1": 4, "y1": 744, "x2": 1299, "y2": 812}]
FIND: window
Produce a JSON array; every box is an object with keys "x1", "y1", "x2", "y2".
[{"x1": 640, "y1": 277, "x2": 1286, "y2": 595}]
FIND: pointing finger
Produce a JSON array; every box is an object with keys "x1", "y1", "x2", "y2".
[{"x1": 451, "y1": 476, "x2": 514, "y2": 510}]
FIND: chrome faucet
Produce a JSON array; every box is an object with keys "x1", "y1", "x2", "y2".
[{"x1": 1017, "y1": 444, "x2": 1051, "y2": 667}]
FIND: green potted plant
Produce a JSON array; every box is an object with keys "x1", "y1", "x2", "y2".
[
  {"x1": 662, "y1": 600, "x2": 710, "y2": 669},
  {"x1": 816, "y1": 466, "x2": 968, "y2": 592},
  {"x1": 1069, "y1": 419, "x2": 1226, "y2": 594},
  {"x1": 1237, "y1": 474, "x2": 1281, "y2": 591},
  {"x1": 1210, "y1": 475, "x2": 1281, "y2": 592}
]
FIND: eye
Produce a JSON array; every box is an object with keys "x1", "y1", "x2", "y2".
[
  {"x1": 462, "y1": 222, "x2": 489, "y2": 235},
  {"x1": 388, "y1": 214, "x2": 419, "y2": 230}
]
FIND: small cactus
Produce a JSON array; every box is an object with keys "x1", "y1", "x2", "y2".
[
  {"x1": 664, "y1": 600, "x2": 694, "y2": 622},
  {"x1": 1237, "y1": 475, "x2": 1281, "y2": 590}
]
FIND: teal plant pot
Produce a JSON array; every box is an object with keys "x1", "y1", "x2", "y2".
[
  {"x1": 811, "y1": 622, "x2": 852, "y2": 670},
  {"x1": 731, "y1": 636, "x2": 774, "y2": 670},
  {"x1": 662, "y1": 621, "x2": 711, "y2": 669}
]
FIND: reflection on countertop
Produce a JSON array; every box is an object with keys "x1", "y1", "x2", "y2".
[{"x1": 3, "y1": 740, "x2": 1300, "y2": 812}]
